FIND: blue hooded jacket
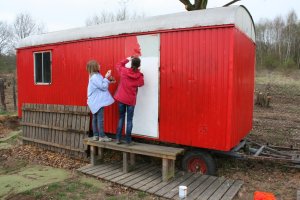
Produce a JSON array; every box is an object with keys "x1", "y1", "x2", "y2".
[{"x1": 87, "y1": 73, "x2": 114, "y2": 114}]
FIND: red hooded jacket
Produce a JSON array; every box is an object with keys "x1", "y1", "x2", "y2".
[{"x1": 114, "y1": 58, "x2": 144, "y2": 106}]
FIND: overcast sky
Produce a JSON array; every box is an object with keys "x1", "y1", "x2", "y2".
[{"x1": 1, "y1": 0, "x2": 299, "y2": 32}]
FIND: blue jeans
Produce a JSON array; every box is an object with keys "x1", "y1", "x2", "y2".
[
  {"x1": 116, "y1": 103, "x2": 135, "y2": 143},
  {"x1": 92, "y1": 107, "x2": 106, "y2": 138}
]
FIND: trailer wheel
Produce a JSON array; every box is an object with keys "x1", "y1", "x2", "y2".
[{"x1": 182, "y1": 151, "x2": 216, "y2": 175}]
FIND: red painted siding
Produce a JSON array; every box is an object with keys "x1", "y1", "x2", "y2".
[
  {"x1": 229, "y1": 28, "x2": 255, "y2": 149},
  {"x1": 17, "y1": 25, "x2": 255, "y2": 151},
  {"x1": 159, "y1": 27, "x2": 233, "y2": 150},
  {"x1": 17, "y1": 37, "x2": 125, "y2": 134}
]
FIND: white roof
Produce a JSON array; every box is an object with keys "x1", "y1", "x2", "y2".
[{"x1": 17, "y1": 6, "x2": 255, "y2": 49}]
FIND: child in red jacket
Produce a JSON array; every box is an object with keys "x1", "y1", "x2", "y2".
[{"x1": 114, "y1": 56, "x2": 144, "y2": 144}]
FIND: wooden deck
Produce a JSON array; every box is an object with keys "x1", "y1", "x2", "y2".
[{"x1": 78, "y1": 163, "x2": 243, "y2": 200}]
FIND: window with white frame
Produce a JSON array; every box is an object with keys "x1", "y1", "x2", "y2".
[{"x1": 34, "y1": 51, "x2": 52, "y2": 84}]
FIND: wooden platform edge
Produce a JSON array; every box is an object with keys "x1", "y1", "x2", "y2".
[
  {"x1": 84, "y1": 138, "x2": 185, "y2": 159},
  {"x1": 77, "y1": 164, "x2": 244, "y2": 200}
]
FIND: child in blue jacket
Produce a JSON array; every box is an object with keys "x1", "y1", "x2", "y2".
[{"x1": 86, "y1": 60, "x2": 115, "y2": 141}]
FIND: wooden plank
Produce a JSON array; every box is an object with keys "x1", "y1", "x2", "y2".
[
  {"x1": 85, "y1": 163, "x2": 121, "y2": 175},
  {"x1": 162, "y1": 158, "x2": 175, "y2": 181},
  {"x1": 85, "y1": 139, "x2": 184, "y2": 160},
  {"x1": 41, "y1": 105, "x2": 46, "y2": 142},
  {"x1": 124, "y1": 167, "x2": 161, "y2": 188},
  {"x1": 21, "y1": 137, "x2": 84, "y2": 153},
  {"x1": 67, "y1": 106, "x2": 73, "y2": 148},
  {"x1": 297, "y1": 190, "x2": 300, "y2": 200},
  {"x1": 78, "y1": 107, "x2": 84, "y2": 150},
  {"x1": 71, "y1": 106, "x2": 77, "y2": 149},
  {"x1": 104, "y1": 170, "x2": 126, "y2": 181},
  {"x1": 28, "y1": 105, "x2": 33, "y2": 140},
  {"x1": 75, "y1": 106, "x2": 81, "y2": 150},
  {"x1": 197, "y1": 177, "x2": 226, "y2": 200},
  {"x1": 155, "y1": 172, "x2": 193, "y2": 197},
  {"x1": 52, "y1": 105, "x2": 58, "y2": 150},
  {"x1": 20, "y1": 122, "x2": 87, "y2": 133},
  {"x1": 59, "y1": 105, "x2": 64, "y2": 146},
  {"x1": 139, "y1": 175, "x2": 164, "y2": 191},
  {"x1": 103, "y1": 161, "x2": 142, "y2": 180},
  {"x1": 118, "y1": 165, "x2": 158, "y2": 185},
  {"x1": 97, "y1": 165, "x2": 124, "y2": 179},
  {"x1": 220, "y1": 180, "x2": 243, "y2": 200},
  {"x1": 46, "y1": 104, "x2": 51, "y2": 143},
  {"x1": 208, "y1": 179, "x2": 235, "y2": 200},
  {"x1": 22, "y1": 104, "x2": 27, "y2": 138},
  {"x1": 80, "y1": 163, "x2": 115, "y2": 173},
  {"x1": 63, "y1": 106, "x2": 69, "y2": 150},
  {"x1": 51, "y1": 104, "x2": 56, "y2": 152},
  {"x1": 34, "y1": 104, "x2": 38, "y2": 140},
  {"x1": 56, "y1": 105, "x2": 62, "y2": 151},
  {"x1": 131, "y1": 170, "x2": 161, "y2": 190},
  {"x1": 91, "y1": 164, "x2": 122, "y2": 177},
  {"x1": 61, "y1": 106, "x2": 66, "y2": 153},
  {"x1": 84, "y1": 108, "x2": 90, "y2": 132},
  {"x1": 184, "y1": 176, "x2": 217, "y2": 200},
  {"x1": 80, "y1": 107, "x2": 85, "y2": 132},
  {"x1": 22, "y1": 107, "x2": 90, "y2": 115},
  {"x1": 147, "y1": 171, "x2": 181, "y2": 194},
  {"x1": 123, "y1": 152, "x2": 129, "y2": 173},
  {"x1": 110, "y1": 163, "x2": 149, "y2": 182},
  {"x1": 82, "y1": 165, "x2": 108, "y2": 175},
  {"x1": 77, "y1": 164, "x2": 93, "y2": 172},
  {"x1": 163, "y1": 173, "x2": 202, "y2": 199}
]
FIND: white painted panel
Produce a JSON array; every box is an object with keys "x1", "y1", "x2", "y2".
[{"x1": 126, "y1": 34, "x2": 160, "y2": 138}]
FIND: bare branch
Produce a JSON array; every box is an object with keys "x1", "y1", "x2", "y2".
[
  {"x1": 85, "y1": 0, "x2": 144, "y2": 26},
  {"x1": 0, "y1": 22, "x2": 13, "y2": 54},
  {"x1": 179, "y1": 0, "x2": 207, "y2": 11}
]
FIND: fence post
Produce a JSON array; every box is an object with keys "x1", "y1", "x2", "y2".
[
  {"x1": 13, "y1": 77, "x2": 17, "y2": 111},
  {"x1": 0, "y1": 78, "x2": 6, "y2": 111}
]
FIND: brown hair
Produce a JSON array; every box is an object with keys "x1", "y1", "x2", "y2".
[
  {"x1": 86, "y1": 60, "x2": 99, "y2": 75},
  {"x1": 131, "y1": 57, "x2": 141, "y2": 71}
]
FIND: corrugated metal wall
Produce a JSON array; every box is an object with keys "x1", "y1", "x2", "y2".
[
  {"x1": 17, "y1": 25, "x2": 255, "y2": 151},
  {"x1": 17, "y1": 37, "x2": 126, "y2": 134},
  {"x1": 159, "y1": 27, "x2": 234, "y2": 150},
  {"x1": 229, "y1": 28, "x2": 255, "y2": 149}
]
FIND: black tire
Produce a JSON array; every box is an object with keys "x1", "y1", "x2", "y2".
[{"x1": 182, "y1": 151, "x2": 216, "y2": 175}]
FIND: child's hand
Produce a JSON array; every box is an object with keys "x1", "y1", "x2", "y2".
[
  {"x1": 109, "y1": 76, "x2": 116, "y2": 84},
  {"x1": 105, "y1": 70, "x2": 111, "y2": 78}
]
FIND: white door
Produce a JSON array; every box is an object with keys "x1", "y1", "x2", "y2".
[{"x1": 125, "y1": 34, "x2": 160, "y2": 138}]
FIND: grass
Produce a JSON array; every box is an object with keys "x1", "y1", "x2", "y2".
[
  {"x1": 18, "y1": 178, "x2": 104, "y2": 200},
  {"x1": 255, "y1": 70, "x2": 300, "y2": 95}
]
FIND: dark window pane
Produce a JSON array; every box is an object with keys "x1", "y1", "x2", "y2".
[
  {"x1": 35, "y1": 53, "x2": 42, "y2": 83},
  {"x1": 43, "y1": 52, "x2": 51, "y2": 83}
]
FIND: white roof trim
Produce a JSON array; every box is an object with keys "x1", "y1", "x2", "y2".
[{"x1": 17, "y1": 6, "x2": 255, "y2": 49}]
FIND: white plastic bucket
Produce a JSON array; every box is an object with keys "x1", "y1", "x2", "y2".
[{"x1": 179, "y1": 185, "x2": 187, "y2": 199}]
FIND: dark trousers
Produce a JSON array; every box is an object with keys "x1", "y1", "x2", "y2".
[
  {"x1": 116, "y1": 102, "x2": 135, "y2": 143},
  {"x1": 92, "y1": 107, "x2": 105, "y2": 137}
]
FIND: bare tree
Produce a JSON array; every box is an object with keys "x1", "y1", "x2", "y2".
[
  {"x1": 0, "y1": 22, "x2": 13, "y2": 55},
  {"x1": 179, "y1": 0, "x2": 241, "y2": 11},
  {"x1": 256, "y1": 10, "x2": 300, "y2": 70},
  {"x1": 179, "y1": 0, "x2": 208, "y2": 11},
  {"x1": 85, "y1": 0, "x2": 144, "y2": 26},
  {"x1": 13, "y1": 13, "x2": 45, "y2": 40}
]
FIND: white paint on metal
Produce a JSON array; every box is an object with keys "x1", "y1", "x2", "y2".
[
  {"x1": 17, "y1": 6, "x2": 255, "y2": 49},
  {"x1": 130, "y1": 34, "x2": 160, "y2": 138}
]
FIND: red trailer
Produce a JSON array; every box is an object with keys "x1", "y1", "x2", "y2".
[{"x1": 17, "y1": 6, "x2": 255, "y2": 174}]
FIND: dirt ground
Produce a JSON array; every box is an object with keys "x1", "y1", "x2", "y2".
[
  {"x1": 219, "y1": 70, "x2": 300, "y2": 200},
  {"x1": 0, "y1": 70, "x2": 300, "y2": 199}
]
